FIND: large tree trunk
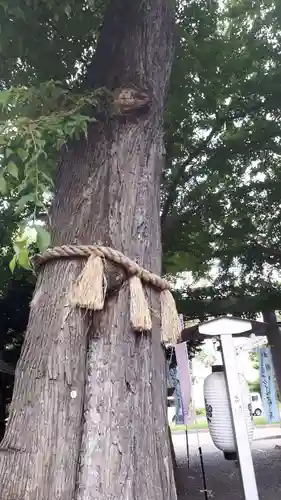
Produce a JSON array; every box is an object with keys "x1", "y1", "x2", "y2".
[
  {"x1": 262, "y1": 310, "x2": 281, "y2": 398},
  {"x1": 0, "y1": 0, "x2": 177, "y2": 499}
]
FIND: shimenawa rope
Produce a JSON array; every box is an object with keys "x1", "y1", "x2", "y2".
[{"x1": 33, "y1": 245, "x2": 181, "y2": 344}]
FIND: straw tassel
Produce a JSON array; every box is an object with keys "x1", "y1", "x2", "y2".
[
  {"x1": 129, "y1": 276, "x2": 152, "y2": 332},
  {"x1": 69, "y1": 253, "x2": 106, "y2": 310},
  {"x1": 160, "y1": 289, "x2": 181, "y2": 344}
]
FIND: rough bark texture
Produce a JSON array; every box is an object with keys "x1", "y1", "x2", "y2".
[
  {"x1": 0, "y1": 1, "x2": 176, "y2": 499},
  {"x1": 263, "y1": 310, "x2": 281, "y2": 398}
]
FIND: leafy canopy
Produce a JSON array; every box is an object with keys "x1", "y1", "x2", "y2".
[
  {"x1": 162, "y1": 0, "x2": 281, "y2": 317},
  {"x1": 0, "y1": 0, "x2": 109, "y2": 265}
]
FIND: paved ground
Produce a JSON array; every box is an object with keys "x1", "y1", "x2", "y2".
[{"x1": 173, "y1": 427, "x2": 281, "y2": 499}]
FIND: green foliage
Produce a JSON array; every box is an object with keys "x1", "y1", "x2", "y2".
[
  {"x1": 0, "y1": 80, "x2": 112, "y2": 268},
  {"x1": 248, "y1": 379, "x2": 260, "y2": 393},
  {"x1": 0, "y1": 205, "x2": 35, "y2": 417},
  {"x1": 162, "y1": 0, "x2": 281, "y2": 320},
  {"x1": 196, "y1": 407, "x2": 206, "y2": 416},
  {"x1": 0, "y1": 0, "x2": 111, "y2": 269},
  {"x1": 0, "y1": 0, "x2": 107, "y2": 87},
  {"x1": 0, "y1": 80, "x2": 105, "y2": 212},
  {"x1": 8, "y1": 223, "x2": 56, "y2": 271},
  {"x1": 0, "y1": 205, "x2": 35, "y2": 344}
]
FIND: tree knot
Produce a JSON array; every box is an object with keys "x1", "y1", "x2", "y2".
[{"x1": 113, "y1": 85, "x2": 150, "y2": 114}]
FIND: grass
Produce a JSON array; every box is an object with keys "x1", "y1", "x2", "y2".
[{"x1": 170, "y1": 416, "x2": 280, "y2": 432}]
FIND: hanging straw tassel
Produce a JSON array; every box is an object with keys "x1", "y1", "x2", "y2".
[
  {"x1": 69, "y1": 253, "x2": 106, "y2": 310},
  {"x1": 160, "y1": 289, "x2": 181, "y2": 345},
  {"x1": 129, "y1": 276, "x2": 152, "y2": 332}
]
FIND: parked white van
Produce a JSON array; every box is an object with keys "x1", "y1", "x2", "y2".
[{"x1": 250, "y1": 392, "x2": 263, "y2": 416}]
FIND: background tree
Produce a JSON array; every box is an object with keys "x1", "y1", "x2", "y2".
[{"x1": 163, "y1": 0, "x2": 281, "y2": 319}]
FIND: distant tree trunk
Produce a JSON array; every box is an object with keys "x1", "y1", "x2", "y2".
[
  {"x1": 0, "y1": 1, "x2": 177, "y2": 499},
  {"x1": 262, "y1": 310, "x2": 281, "y2": 397}
]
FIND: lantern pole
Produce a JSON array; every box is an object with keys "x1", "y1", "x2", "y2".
[
  {"x1": 220, "y1": 333, "x2": 259, "y2": 500},
  {"x1": 197, "y1": 317, "x2": 261, "y2": 500}
]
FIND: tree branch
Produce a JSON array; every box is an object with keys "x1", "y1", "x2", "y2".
[
  {"x1": 161, "y1": 97, "x2": 265, "y2": 229},
  {"x1": 176, "y1": 292, "x2": 281, "y2": 319},
  {"x1": 161, "y1": 125, "x2": 220, "y2": 226}
]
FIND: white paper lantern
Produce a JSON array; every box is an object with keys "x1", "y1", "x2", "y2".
[{"x1": 204, "y1": 365, "x2": 254, "y2": 460}]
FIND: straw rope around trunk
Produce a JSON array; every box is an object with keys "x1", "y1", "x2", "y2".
[{"x1": 33, "y1": 245, "x2": 181, "y2": 344}]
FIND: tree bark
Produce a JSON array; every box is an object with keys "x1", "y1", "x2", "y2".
[
  {"x1": 262, "y1": 310, "x2": 281, "y2": 398},
  {"x1": 0, "y1": 1, "x2": 177, "y2": 499}
]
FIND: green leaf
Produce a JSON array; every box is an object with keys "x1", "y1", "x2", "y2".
[
  {"x1": 21, "y1": 226, "x2": 37, "y2": 244},
  {"x1": 35, "y1": 226, "x2": 51, "y2": 251},
  {"x1": 16, "y1": 148, "x2": 29, "y2": 161},
  {"x1": 13, "y1": 240, "x2": 31, "y2": 270},
  {"x1": 6, "y1": 148, "x2": 13, "y2": 158},
  {"x1": 0, "y1": 175, "x2": 7, "y2": 195},
  {"x1": 15, "y1": 193, "x2": 35, "y2": 213},
  {"x1": 17, "y1": 247, "x2": 31, "y2": 270},
  {"x1": 13, "y1": 239, "x2": 28, "y2": 256},
  {"x1": 6, "y1": 161, "x2": 19, "y2": 179},
  {"x1": 0, "y1": 90, "x2": 10, "y2": 107},
  {"x1": 64, "y1": 4, "x2": 71, "y2": 17},
  {"x1": 9, "y1": 254, "x2": 17, "y2": 273}
]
